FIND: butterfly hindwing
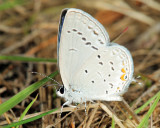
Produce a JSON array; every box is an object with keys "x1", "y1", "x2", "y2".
[{"x1": 72, "y1": 43, "x2": 134, "y2": 101}]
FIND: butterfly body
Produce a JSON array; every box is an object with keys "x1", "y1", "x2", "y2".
[{"x1": 57, "y1": 8, "x2": 134, "y2": 106}]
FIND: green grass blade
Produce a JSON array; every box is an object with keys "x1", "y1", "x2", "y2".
[
  {"x1": 15, "y1": 95, "x2": 39, "y2": 128},
  {"x1": 111, "y1": 115, "x2": 115, "y2": 128},
  {"x1": 0, "y1": 0, "x2": 27, "y2": 11},
  {"x1": 137, "y1": 91, "x2": 160, "y2": 128},
  {"x1": 135, "y1": 91, "x2": 159, "y2": 114},
  {"x1": 2, "y1": 108, "x2": 58, "y2": 128},
  {"x1": 0, "y1": 55, "x2": 57, "y2": 63},
  {"x1": 0, "y1": 71, "x2": 58, "y2": 116},
  {"x1": 144, "y1": 120, "x2": 149, "y2": 128}
]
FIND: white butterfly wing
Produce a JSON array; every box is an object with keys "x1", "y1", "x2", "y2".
[
  {"x1": 58, "y1": 8, "x2": 110, "y2": 89},
  {"x1": 72, "y1": 43, "x2": 134, "y2": 101}
]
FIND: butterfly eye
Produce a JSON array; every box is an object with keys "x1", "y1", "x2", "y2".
[
  {"x1": 56, "y1": 86, "x2": 65, "y2": 97},
  {"x1": 58, "y1": 86, "x2": 64, "y2": 94}
]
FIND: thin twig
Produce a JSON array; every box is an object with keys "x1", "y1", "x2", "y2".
[
  {"x1": 100, "y1": 103, "x2": 125, "y2": 128},
  {"x1": 115, "y1": 102, "x2": 137, "y2": 127},
  {"x1": 0, "y1": 30, "x2": 40, "y2": 54},
  {"x1": 120, "y1": 99, "x2": 140, "y2": 124},
  {"x1": 86, "y1": 105, "x2": 98, "y2": 128},
  {"x1": 81, "y1": 0, "x2": 155, "y2": 25}
]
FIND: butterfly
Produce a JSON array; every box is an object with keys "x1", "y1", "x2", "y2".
[{"x1": 56, "y1": 8, "x2": 134, "y2": 108}]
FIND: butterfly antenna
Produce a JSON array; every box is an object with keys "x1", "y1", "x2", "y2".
[
  {"x1": 111, "y1": 27, "x2": 128, "y2": 42},
  {"x1": 43, "y1": 84, "x2": 57, "y2": 90},
  {"x1": 30, "y1": 71, "x2": 60, "y2": 86}
]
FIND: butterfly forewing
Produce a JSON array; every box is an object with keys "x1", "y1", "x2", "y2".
[{"x1": 58, "y1": 8, "x2": 110, "y2": 89}]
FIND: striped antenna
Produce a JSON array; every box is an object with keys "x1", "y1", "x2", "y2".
[{"x1": 30, "y1": 71, "x2": 60, "y2": 86}]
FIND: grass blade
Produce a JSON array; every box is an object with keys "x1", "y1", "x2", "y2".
[
  {"x1": 0, "y1": 71, "x2": 58, "y2": 116},
  {"x1": 135, "y1": 91, "x2": 159, "y2": 114},
  {"x1": 111, "y1": 115, "x2": 115, "y2": 128},
  {"x1": 0, "y1": 0, "x2": 27, "y2": 11},
  {"x1": 2, "y1": 108, "x2": 58, "y2": 128},
  {"x1": 15, "y1": 94, "x2": 39, "y2": 128},
  {"x1": 137, "y1": 91, "x2": 160, "y2": 128},
  {"x1": 0, "y1": 55, "x2": 56, "y2": 63}
]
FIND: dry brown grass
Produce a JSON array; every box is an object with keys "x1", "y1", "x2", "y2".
[{"x1": 0, "y1": 0, "x2": 160, "y2": 127}]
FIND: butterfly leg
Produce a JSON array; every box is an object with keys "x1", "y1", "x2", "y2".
[
  {"x1": 90, "y1": 100, "x2": 95, "y2": 103},
  {"x1": 84, "y1": 99, "x2": 88, "y2": 115},
  {"x1": 68, "y1": 104, "x2": 76, "y2": 108},
  {"x1": 85, "y1": 101, "x2": 86, "y2": 112},
  {"x1": 61, "y1": 100, "x2": 71, "y2": 113}
]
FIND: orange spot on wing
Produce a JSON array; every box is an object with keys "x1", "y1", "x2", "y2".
[
  {"x1": 121, "y1": 68, "x2": 126, "y2": 73},
  {"x1": 120, "y1": 74, "x2": 126, "y2": 81}
]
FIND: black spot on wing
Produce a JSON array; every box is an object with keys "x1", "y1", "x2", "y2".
[
  {"x1": 91, "y1": 46, "x2": 98, "y2": 50},
  {"x1": 99, "y1": 62, "x2": 103, "y2": 65},
  {"x1": 82, "y1": 37, "x2": 86, "y2": 41},
  {"x1": 72, "y1": 29, "x2": 77, "y2": 32},
  {"x1": 78, "y1": 32, "x2": 82, "y2": 35},
  {"x1": 85, "y1": 42, "x2": 91, "y2": 45}
]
